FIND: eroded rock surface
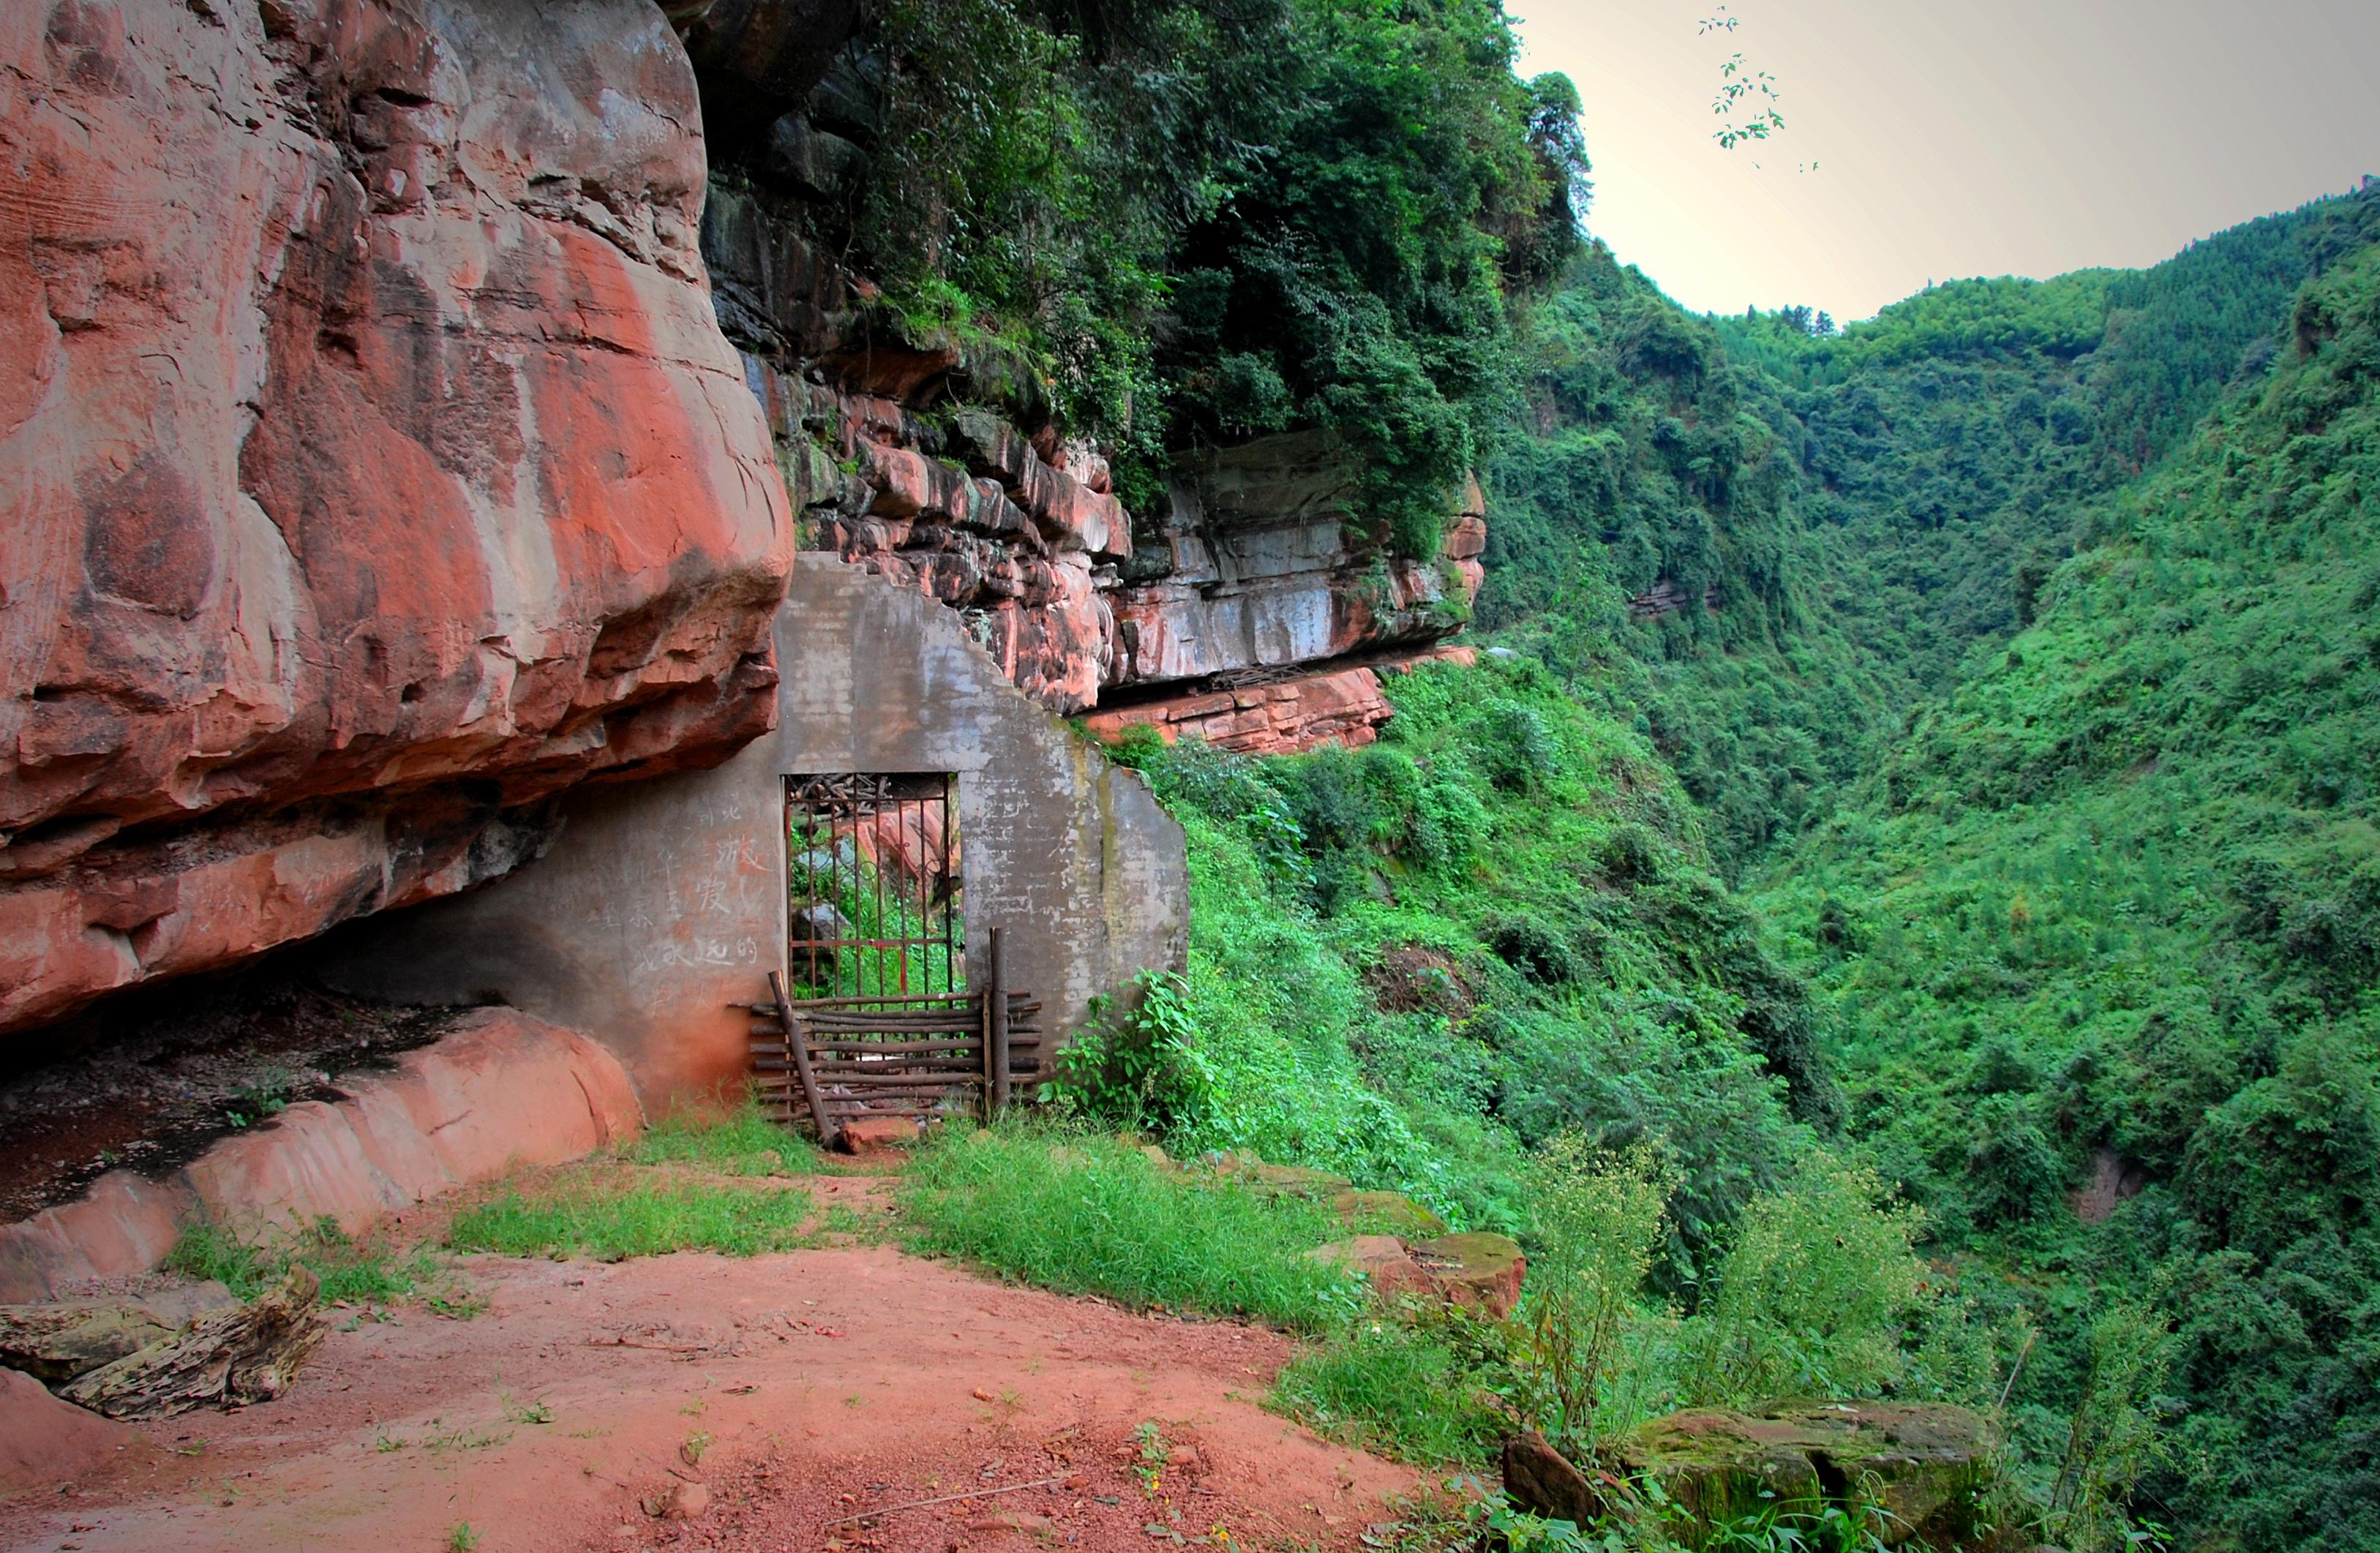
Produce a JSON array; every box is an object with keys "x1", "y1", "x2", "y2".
[
  {"x1": 0, "y1": 1006, "x2": 645, "y2": 1301},
  {"x1": 697, "y1": 88, "x2": 1485, "y2": 723},
  {"x1": 1623, "y1": 1402, "x2": 1998, "y2": 1548},
  {"x1": 1110, "y1": 437, "x2": 1484, "y2": 690},
  {"x1": 1082, "y1": 645, "x2": 1476, "y2": 756},
  {"x1": 0, "y1": 0, "x2": 792, "y2": 1038}
]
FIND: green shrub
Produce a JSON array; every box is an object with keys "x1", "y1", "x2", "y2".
[
  {"x1": 896, "y1": 1124, "x2": 1359, "y2": 1331},
  {"x1": 1272, "y1": 1317, "x2": 1508, "y2": 1465},
  {"x1": 164, "y1": 1217, "x2": 434, "y2": 1305},
  {"x1": 1045, "y1": 970, "x2": 1205, "y2": 1133},
  {"x1": 1517, "y1": 1138, "x2": 1673, "y2": 1452},
  {"x1": 446, "y1": 1180, "x2": 822, "y2": 1260},
  {"x1": 1677, "y1": 1155, "x2": 1932, "y2": 1407}
]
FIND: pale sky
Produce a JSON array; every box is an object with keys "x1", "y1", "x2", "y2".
[{"x1": 1512, "y1": 0, "x2": 2380, "y2": 321}]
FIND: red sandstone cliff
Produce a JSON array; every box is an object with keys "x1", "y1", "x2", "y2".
[
  {"x1": 0, "y1": 0, "x2": 792, "y2": 1037},
  {"x1": 0, "y1": 0, "x2": 1482, "y2": 1043}
]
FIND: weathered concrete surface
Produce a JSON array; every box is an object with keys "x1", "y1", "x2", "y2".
[
  {"x1": 0, "y1": 0, "x2": 792, "y2": 1044},
  {"x1": 320, "y1": 554, "x2": 1190, "y2": 1103},
  {"x1": 0, "y1": 1009, "x2": 642, "y2": 1302},
  {"x1": 1108, "y1": 434, "x2": 1483, "y2": 688}
]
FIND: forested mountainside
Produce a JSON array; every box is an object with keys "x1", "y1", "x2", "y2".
[
  {"x1": 1759, "y1": 214, "x2": 2380, "y2": 1551},
  {"x1": 1444, "y1": 181, "x2": 2380, "y2": 1546},
  {"x1": 1480, "y1": 191, "x2": 2370, "y2": 873}
]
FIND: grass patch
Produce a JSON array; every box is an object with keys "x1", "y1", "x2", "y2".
[
  {"x1": 896, "y1": 1124, "x2": 1361, "y2": 1331},
  {"x1": 164, "y1": 1217, "x2": 437, "y2": 1304},
  {"x1": 446, "y1": 1176, "x2": 822, "y2": 1260},
  {"x1": 1272, "y1": 1317, "x2": 1509, "y2": 1466},
  {"x1": 628, "y1": 1097, "x2": 817, "y2": 1176}
]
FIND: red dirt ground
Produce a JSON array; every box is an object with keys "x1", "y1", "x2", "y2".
[{"x1": 0, "y1": 1226, "x2": 1438, "y2": 1552}]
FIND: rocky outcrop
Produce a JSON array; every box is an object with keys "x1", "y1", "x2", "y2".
[
  {"x1": 1, "y1": 0, "x2": 793, "y2": 1039},
  {"x1": 1627, "y1": 577, "x2": 1721, "y2": 620},
  {"x1": 740, "y1": 366, "x2": 1129, "y2": 710},
  {"x1": 1088, "y1": 666, "x2": 1394, "y2": 755},
  {"x1": 695, "y1": 64, "x2": 1485, "y2": 726},
  {"x1": 1082, "y1": 645, "x2": 1474, "y2": 756},
  {"x1": 0, "y1": 1007, "x2": 644, "y2": 1301},
  {"x1": 1504, "y1": 1402, "x2": 2001, "y2": 1549},
  {"x1": 1310, "y1": 1230, "x2": 1528, "y2": 1317},
  {"x1": 1110, "y1": 436, "x2": 1484, "y2": 688}
]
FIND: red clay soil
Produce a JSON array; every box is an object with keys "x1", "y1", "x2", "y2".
[{"x1": 0, "y1": 1237, "x2": 1436, "y2": 1552}]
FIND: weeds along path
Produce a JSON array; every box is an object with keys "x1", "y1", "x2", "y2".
[{"x1": 0, "y1": 1161, "x2": 1428, "y2": 1553}]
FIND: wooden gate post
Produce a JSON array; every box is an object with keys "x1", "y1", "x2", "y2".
[
  {"x1": 987, "y1": 926, "x2": 1010, "y2": 1116},
  {"x1": 770, "y1": 971, "x2": 836, "y2": 1148}
]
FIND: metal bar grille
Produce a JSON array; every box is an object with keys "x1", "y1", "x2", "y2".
[{"x1": 785, "y1": 772, "x2": 962, "y2": 1000}]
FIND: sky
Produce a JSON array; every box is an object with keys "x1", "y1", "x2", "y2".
[{"x1": 1510, "y1": 0, "x2": 2380, "y2": 322}]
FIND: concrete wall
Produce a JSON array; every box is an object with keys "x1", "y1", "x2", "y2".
[{"x1": 323, "y1": 555, "x2": 1188, "y2": 1102}]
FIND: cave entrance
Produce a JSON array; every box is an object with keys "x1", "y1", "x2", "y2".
[{"x1": 783, "y1": 772, "x2": 963, "y2": 1000}]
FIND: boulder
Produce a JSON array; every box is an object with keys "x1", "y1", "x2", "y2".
[
  {"x1": 0, "y1": 0, "x2": 794, "y2": 1045},
  {"x1": 1309, "y1": 1235, "x2": 1432, "y2": 1299},
  {"x1": 1607, "y1": 1402, "x2": 2000, "y2": 1549},
  {"x1": 1309, "y1": 1230, "x2": 1527, "y2": 1317},
  {"x1": 1411, "y1": 1233, "x2": 1527, "y2": 1317},
  {"x1": 1501, "y1": 1430, "x2": 1611, "y2": 1527}
]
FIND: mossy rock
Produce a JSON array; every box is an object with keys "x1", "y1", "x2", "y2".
[
  {"x1": 1411, "y1": 1231, "x2": 1525, "y2": 1316},
  {"x1": 1614, "y1": 1401, "x2": 2000, "y2": 1549},
  {"x1": 1332, "y1": 1188, "x2": 1448, "y2": 1237},
  {"x1": 1206, "y1": 1152, "x2": 1354, "y2": 1200}
]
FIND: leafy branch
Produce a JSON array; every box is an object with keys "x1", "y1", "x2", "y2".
[{"x1": 1698, "y1": 7, "x2": 1794, "y2": 159}]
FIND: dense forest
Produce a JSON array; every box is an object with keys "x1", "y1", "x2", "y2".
[{"x1": 827, "y1": 1, "x2": 2377, "y2": 1546}]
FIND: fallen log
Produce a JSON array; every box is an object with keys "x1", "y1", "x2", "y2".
[
  {"x1": 50, "y1": 1269, "x2": 327, "y2": 1421},
  {"x1": 0, "y1": 1280, "x2": 239, "y2": 1383}
]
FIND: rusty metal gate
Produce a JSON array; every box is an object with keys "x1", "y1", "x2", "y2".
[
  {"x1": 783, "y1": 772, "x2": 961, "y2": 999},
  {"x1": 746, "y1": 774, "x2": 1037, "y2": 1143}
]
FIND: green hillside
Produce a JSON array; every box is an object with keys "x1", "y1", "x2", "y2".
[
  {"x1": 1103, "y1": 181, "x2": 2380, "y2": 1549},
  {"x1": 1756, "y1": 206, "x2": 2380, "y2": 1551},
  {"x1": 1480, "y1": 192, "x2": 2362, "y2": 875}
]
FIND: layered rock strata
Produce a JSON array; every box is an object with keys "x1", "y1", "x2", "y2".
[
  {"x1": 0, "y1": 0, "x2": 792, "y2": 1038},
  {"x1": 1081, "y1": 645, "x2": 1476, "y2": 758},
  {"x1": 740, "y1": 362, "x2": 1131, "y2": 710},
  {"x1": 1108, "y1": 436, "x2": 1484, "y2": 689}
]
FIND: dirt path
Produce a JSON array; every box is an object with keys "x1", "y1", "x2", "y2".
[{"x1": 0, "y1": 1193, "x2": 1434, "y2": 1552}]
